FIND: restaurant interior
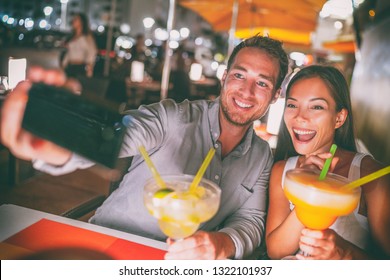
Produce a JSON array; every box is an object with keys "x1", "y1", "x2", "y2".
[{"x1": 0, "y1": 0, "x2": 389, "y2": 260}]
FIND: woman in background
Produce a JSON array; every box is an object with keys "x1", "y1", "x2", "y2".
[
  {"x1": 62, "y1": 13, "x2": 97, "y2": 78},
  {"x1": 266, "y1": 65, "x2": 390, "y2": 259}
]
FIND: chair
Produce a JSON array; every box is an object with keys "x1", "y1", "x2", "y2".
[
  {"x1": 0, "y1": 166, "x2": 110, "y2": 221},
  {"x1": 61, "y1": 195, "x2": 106, "y2": 219},
  {"x1": 62, "y1": 156, "x2": 133, "y2": 220},
  {"x1": 0, "y1": 144, "x2": 20, "y2": 187},
  {"x1": 105, "y1": 78, "x2": 128, "y2": 105},
  {"x1": 77, "y1": 76, "x2": 110, "y2": 99},
  {"x1": 108, "y1": 157, "x2": 133, "y2": 193}
]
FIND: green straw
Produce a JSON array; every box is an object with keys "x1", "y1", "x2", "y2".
[
  {"x1": 189, "y1": 148, "x2": 216, "y2": 193},
  {"x1": 139, "y1": 145, "x2": 167, "y2": 189},
  {"x1": 319, "y1": 144, "x2": 337, "y2": 181},
  {"x1": 342, "y1": 166, "x2": 390, "y2": 191}
]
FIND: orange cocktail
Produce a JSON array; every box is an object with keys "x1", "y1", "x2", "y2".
[{"x1": 284, "y1": 169, "x2": 361, "y2": 230}]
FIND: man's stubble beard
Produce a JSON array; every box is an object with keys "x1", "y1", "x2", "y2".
[{"x1": 220, "y1": 98, "x2": 254, "y2": 127}]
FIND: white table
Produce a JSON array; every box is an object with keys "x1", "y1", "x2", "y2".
[{"x1": 0, "y1": 204, "x2": 167, "y2": 251}]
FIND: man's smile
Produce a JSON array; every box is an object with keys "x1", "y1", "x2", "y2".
[{"x1": 233, "y1": 98, "x2": 253, "y2": 109}]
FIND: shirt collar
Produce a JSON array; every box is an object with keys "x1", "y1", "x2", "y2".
[{"x1": 208, "y1": 98, "x2": 221, "y2": 144}]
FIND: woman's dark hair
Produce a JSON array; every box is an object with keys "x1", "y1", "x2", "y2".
[
  {"x1": 227, "y1": 35, "x2": 289, "y2": 91},
  {"x1": 74, "y1": 13, "x2": 91, "y2": 36},
  {"x1": 274, "y1": 65, "x2": 358, "y2": 162}
]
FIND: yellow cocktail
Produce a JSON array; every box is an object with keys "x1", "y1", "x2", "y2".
[
  {"x1": 144, "y1": 175, "x2": 221, "y2": 239},
  {"x1": 284, "y1": 169, "x2": 361, "y2": 230}
]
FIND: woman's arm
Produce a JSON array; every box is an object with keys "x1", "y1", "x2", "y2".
[
  {"x1": 265, "y1": 161, "x2": 305, "y2": 259},
  {"x1": 85, "y1": 35, "x2": 97, "y2": 77}
]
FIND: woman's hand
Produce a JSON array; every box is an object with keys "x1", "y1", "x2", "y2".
[
  {"x1": 164, "y1": 231, "x2": 235, "y2": 260},
  {"x1": 295, "y1": 228, "x2": 352, "y2": 260},
  {"x1": 86, "y1": 65, "x2": 94, "y2": 78},
  {"x1": 299, "y1": 153, "x2": 339, "y2": 172}
]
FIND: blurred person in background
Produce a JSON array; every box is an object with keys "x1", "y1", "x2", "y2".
[
  {"x1": 62, "y1": 13, "x2": 97, "y2": 78},
  {"x1": 131, "y1": 33, "x2": 147, "y2": 62},
  {"x1": 169, "y1": 44, "x2": 191, "y2": 103}
]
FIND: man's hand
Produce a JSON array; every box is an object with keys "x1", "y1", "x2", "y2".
[
  {"x1": 164, "y1": 231, "x2": 235, "y2": 260},
  {"x1": 1, "y1": 66, "x2": 72, "y2": 165}
]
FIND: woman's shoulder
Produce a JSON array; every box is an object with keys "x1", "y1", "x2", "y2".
[
  {"x1": 341, "y1": 149, "x2": 380, "y2": 173},
  {"x1": 269, "y1": 160, "x2": 289, "y2": 191},
  {"x1": 360, "y1": 154, "x2": 385, "y2": 176},
  {"x1": 272, "y1": 156, "x2": 301, "y2": 172},
  {"x1": 342, "y1": 150, "x2": 386, "y2": 183},
  {"x1": 271, "y1": 160, "x2": 287, "y2": 176}
]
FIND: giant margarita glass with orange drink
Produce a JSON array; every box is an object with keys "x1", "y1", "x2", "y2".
[
  {"x1": 144, "y1": 175, "x2": 221, "y2": 239},
  {"x1": 284, "y1": 168, "x2": 361, "y2": 230}
]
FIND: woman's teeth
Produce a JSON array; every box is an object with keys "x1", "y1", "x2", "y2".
[
  {"x1": 293, "y1": 129, "x2": 316, "y2": 135},
  {"x1": 293, "y1": 129, "x2": 316, "y2": 142}
]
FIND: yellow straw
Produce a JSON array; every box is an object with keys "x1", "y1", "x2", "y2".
[
  {"x1": 139, "y1": 145, "x2": 167, "y2": 189},
  {"x1": 342, "y1": 166, "x2": 390, "y2": 191},
  {"x1": 189, "y1": 148, "x2": 216, "y2": 192}
]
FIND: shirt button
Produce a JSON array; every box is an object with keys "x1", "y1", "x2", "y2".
[
  {"x1": 215, "y1": 175, "x2": 220, "y2": 180},
  {"x1": 214, "y1": 143, "x2": 219, "y2": 148}
]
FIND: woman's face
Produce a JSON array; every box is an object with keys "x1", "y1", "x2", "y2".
[
  {"x1": 283, "y1": 76, "x2": 346, "y2": 156},
  {"x1": 72, "y1": 16, "x2": 82, "y2": 31}
]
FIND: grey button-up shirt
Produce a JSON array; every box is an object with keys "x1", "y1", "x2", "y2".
[{"x1": 35, "y1": 98, "x2": 273, "y2": 259}]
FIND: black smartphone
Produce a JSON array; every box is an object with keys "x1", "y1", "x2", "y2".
[{"x1": 22, "y1": 83, "x2": 125, "y2": 168}]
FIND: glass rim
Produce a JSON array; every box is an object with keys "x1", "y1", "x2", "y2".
[
  {"x1": 285, "y1": 168, "x2": 361, "y2": 194},
  {"x1": 144, "y1": 174, "x2": 221, "y2": 194}
]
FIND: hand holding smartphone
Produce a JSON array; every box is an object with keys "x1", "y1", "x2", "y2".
[{"x1": 22, "y1": 83, "x2": 125, "y2": 168}]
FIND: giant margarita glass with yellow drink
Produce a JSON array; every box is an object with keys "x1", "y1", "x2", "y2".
[
  {"x1": 284, "y1": 169, "x2": 361, "y2": 230},
  {"x1": 144, "y1": 175, "x2": 221, "y2": 239}
]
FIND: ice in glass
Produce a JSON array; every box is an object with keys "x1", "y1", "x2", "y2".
[{"x1": 144, "y1": 175, "x2": 221, "y2": 239}]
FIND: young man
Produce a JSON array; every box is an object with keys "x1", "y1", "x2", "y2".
[{"x1": 1, "y1": 35, "x2": 288, "y2": 259}]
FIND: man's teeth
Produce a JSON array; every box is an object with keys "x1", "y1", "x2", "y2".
[
  {"x1": 293, "y1": 129, "x2": 316, "y2": 135},
  {"x1": 235, "y1": 100, "x2": 252, "y2": 108}
]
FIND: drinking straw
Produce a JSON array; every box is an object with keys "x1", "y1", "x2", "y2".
[
  {"x1": 139, "y1": 145, "x2": 167, "y2": 189},
  {"x1": 319, "y1": 144, "x2": 338, "y2": 181},
  {"x1": 189, "y1": 148, "x2": 216, "y2": 192},
  {"x1": 342, "y1": 166, "x2": 390, "y2": 191}
]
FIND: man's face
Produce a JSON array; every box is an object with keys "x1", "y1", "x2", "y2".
[{"x1": 220, "y1": 47, "x2": 280, "y2": 127}]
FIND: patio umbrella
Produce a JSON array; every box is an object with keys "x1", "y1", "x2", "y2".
[{"x1": 179, "y1": 0, "x2": 327, "y2": 49}]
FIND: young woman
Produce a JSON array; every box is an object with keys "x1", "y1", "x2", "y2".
[
  {"x1": 266, "y1": 65, "x2": 390, "y2": 259},
  {"x1": 62, "y1": 13, "x2": 97, "y2": 78}
]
